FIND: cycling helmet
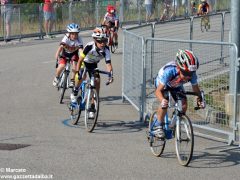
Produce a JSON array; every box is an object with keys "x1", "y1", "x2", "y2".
[
  {"x1": 92, "y1": 26, "x2": 108, "y2": 40},
  {"x1": 176, "y1": 49, "x2": 199, "y2": 73},
  {"x1": 107, "y1": 5, "x2": 116, "y2": 14},
  {"x1": 66, "y1": 23, "x2": 80, "y2": 33}
]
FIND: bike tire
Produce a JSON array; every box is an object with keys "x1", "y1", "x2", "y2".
[
  {"x1": 110, "y1": 34, "x2": 117, "y2": 53},
  {"x1": 200, "y1": 17, "x2": 204, "y2": 32},
  {"x1": 59, "y1": 71, "x2": 68, "y2": 104},
  {"x1": 71, "y1": 96, "x2": 82, "y2": 125},
  {"x1": 175, "y1": 114, "x2": 194, "y2": 166},
  {"x1": 148, "y1": 111, "x2": 166, "y2": 157},
  {"x1": 84, "y1": 88, "x2": 99, "y2": 132}
]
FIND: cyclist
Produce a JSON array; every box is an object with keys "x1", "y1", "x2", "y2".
[
  {"x1": 190, "y1": 0, "x2": 197, "y2": 15},
  {"x1": 154, "y1": 49, "x2": 206, "y2": 138},
  {"x1": 52, "y1": 23, "x2": 83, "y2": 88},
  {"x1": 198, "y1": 0, "x2": 210, "y2": 15},
  {"x1": 198, "y1": 0, "x2": 210, "y2": 29},
  {"x1": 102, "y1": 4, "x2": 119, "y2": 46},
  {"x1": 160, "y1": 0, "x2": 175, "y2": 21},
  {"x1": 70, "y1": 26, "x2": 114, "y2": 118}
]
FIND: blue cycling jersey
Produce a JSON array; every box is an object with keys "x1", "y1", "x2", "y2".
[{"x1": 155, "y1": 61, "x2": 198, "y2": 89}]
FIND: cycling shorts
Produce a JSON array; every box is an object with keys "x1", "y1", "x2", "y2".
[
  {"x1": 84, "y1": 62, "x2": 100, "y2": 79},
  {"x1": 58, "y1": 51, "x2": 79, "y2": 65}
]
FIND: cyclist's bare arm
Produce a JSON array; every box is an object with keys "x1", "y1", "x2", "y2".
[
  {"x1": 155, "y1": 83, "x2": 166, "y2": 103},
  {"x1": 55, "y1": 45, "x2": 63, "y2": 59},
  {"x1": 76, "y1": 54, "x2": 84, "y2": 72},
  {"x1": 106, "y1": 63, "x2": 113, "y2": 74}
]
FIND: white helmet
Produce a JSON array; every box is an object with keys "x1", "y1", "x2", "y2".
[
  {"x1": 66, "y1": 23, "x2": 80, "y2": 33},
  {"x1": 92, "y1": 26, "x2": 108, "y2": 40}
]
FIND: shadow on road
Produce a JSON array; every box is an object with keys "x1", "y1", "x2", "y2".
[
  {"x1": 94, "y1": 120, "x2": 146, "y2": 134},
  {"x1": 190, "y1": 149, "x2": 240, "y2": 168}
]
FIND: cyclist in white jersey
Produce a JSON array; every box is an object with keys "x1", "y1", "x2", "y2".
[
  {"x1": 102, "y1": 4, "x2": 119, "y2": 46},
  {"x1": 70, "y1": 26, "x2": 113, "y2": 118},
  {"x1": 154, "y1": 49, "x2": 206, "y2": 138},
  {"x1": 53, "y1": 23, "x2": 83, "y2": 88}
]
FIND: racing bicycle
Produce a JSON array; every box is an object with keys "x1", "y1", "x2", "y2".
[
  {"x1": 146, "y1": 90, "x2": 205, "y2": 166},
  {"x1": 57, "y1": 57, "x2": 71, "y2": 104},
  {"x1": 69, "y1": 68, "x2": 112, "y2": 132},
  {"x1": 102, "y1": 24, "x2": 118, "y2": 53}
]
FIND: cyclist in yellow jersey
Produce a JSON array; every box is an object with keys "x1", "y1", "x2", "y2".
[{"x1": 70, "y1": 26, "x2": 113, "y2": 105}]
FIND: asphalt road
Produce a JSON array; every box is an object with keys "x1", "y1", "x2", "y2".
[{"x1": 0, "y1": 28, "x2": 239, "y2": 180}]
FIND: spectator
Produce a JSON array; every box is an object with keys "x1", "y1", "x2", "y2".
[
  {"x1": 1, "y1": 0, "x2": 16, "y2": 42},
  {"x1": 144, "y1": 0, "x2": 153, "y2": 23},
  {"x1": 43, "y1": 0, "x2": 58, "y2": 38}
]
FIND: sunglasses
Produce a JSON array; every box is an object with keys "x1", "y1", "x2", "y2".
[
  {"x1": 180, "y1": 70, "x2": 194, "y2": 77},
  {"x1": 96, "y1": 39, "x2": 108, "y2": 44}
]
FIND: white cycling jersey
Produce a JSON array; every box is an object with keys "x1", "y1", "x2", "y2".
[
  {"x1": 80, "y1": 41, "x2": 111, "y2": 64},
  {"x1": 60, "y1": 33, "x2": 83, "y2": 54}
]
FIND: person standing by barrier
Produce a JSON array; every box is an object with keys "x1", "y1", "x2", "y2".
[
  {"x1": 43, "y1": 0, "x2": 62, "y2": 38},
  {"x1": 144, "y1": 0, "x2": 153, "y2": 24},
  {"x1": 1, "y1": 0, "x2": 16, "y2": 42}
]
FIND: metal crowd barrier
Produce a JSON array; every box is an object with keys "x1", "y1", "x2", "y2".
[
  {"x1": 123, "y1": 17, "x2": 239, "y2": 145},
  {"x1": 0, "y1": 0, "x2": 231, "y2": 41}
]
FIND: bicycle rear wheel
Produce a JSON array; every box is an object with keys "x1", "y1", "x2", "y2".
[
  {"x1": 84, "y1": 88, "x2": 99, "y2": 132},
  {"x1": 59, "y1": 71, "x2": 68, "y2": 104},
  {"x1": 110, "y1": 38, "x2": 117, "y2": 53},
  {"x1": 175, "y1": 114, "x2": 194, "y2": 166},
  {"x1": 148, "y1": 111, "x2": 166, "y2": 157}
]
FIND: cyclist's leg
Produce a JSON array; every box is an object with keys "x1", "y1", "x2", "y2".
[
  {"x1": 53, "y1": 57, "x2": 66, "y2": 86},
  {"x1": 70, "y1": 53, "x2": 79, "y2": 87},
  {"x1": 171, "y1": 87, "x2": 188, "y2": 113},
  {"x1": 55, "y1": 57, "x2": 66, "y2": 77},
  {"x1": 114, "y1": 20, "x2": 119, "y2": 45}
]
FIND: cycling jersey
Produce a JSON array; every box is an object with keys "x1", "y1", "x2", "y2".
[
  {"x1": 198, "y1": 2, "x2": 209, "y2": 13},
  {"x1": 155, "y1": 61, "x2": 198, "y2": 89},
  {"x1": 80, "y1": 41, "x2": 111, "y2": 64},
  {"x1": 103, "y1": 12, "x2": 119, "y2": 25},
  {"x1": 60, "y1": 34, "x2": 83, "y2": 55}
]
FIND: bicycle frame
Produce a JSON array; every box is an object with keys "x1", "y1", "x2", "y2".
[{"x1": 59, "y1": 58, "x2": 71, "y2": 89}]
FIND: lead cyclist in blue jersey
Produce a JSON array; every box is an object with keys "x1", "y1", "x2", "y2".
[{"x1": 154, "y1": 49, "x2": 206, "y2": 138}]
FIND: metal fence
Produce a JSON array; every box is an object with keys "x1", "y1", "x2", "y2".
[
  {"x1": 0, "y1": 0, "x2": 231, "y2": 41},
  {"x1": 123, "y1": 21, "x2": 239, "y2": 144}
]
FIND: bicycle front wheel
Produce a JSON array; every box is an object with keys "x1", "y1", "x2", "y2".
[
  {"x1": 59, "y1": 71, "x2": 68, "y2": 104},
  {"x1": 175, "y1": 114, "x2": 194, "y2": 166},
  {"x1": 148, "y1": 111, "x2": 166, "y2": 157},
  {"x1": 84, "y1": 88, "x2": 99, "y2": 132},
  {"x1": 200, "y1": 17, "x2": 204, "y2": 32},
  {"x1": 71, "y1": 96, "x2": 82, "y2": 125}
]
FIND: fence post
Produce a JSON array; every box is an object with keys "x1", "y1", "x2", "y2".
[
  {"x1": 18, "y1": 5, "x2": 21, "y2": 41},
  {"x1": 68, "y1": 1, "x2": 73, "y2": 22},
  {"x1": 138, "y1": 0, "x2": 141, "y2": 25},
  {"x1": 119, "y1": 0, "x2": 124, "y2": 28},
  {"x1": 96, "y1": 0, "x2": 99, "y2": 24},
  {"x1": 150, "y1": 23, "x2": 155, "y2": 81},
  {"x1": 38, "y1": 3, "x2": 44, "y2": 39},
  {"x1": 141, "y1": 37, "x2": 146, "y2": 121},
  {"x1": 220, "y1": 12, "x2": 225, "y2": 63},
  {"x1": 189, "y1": 17, "x2": 193, "y2": 50}
]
